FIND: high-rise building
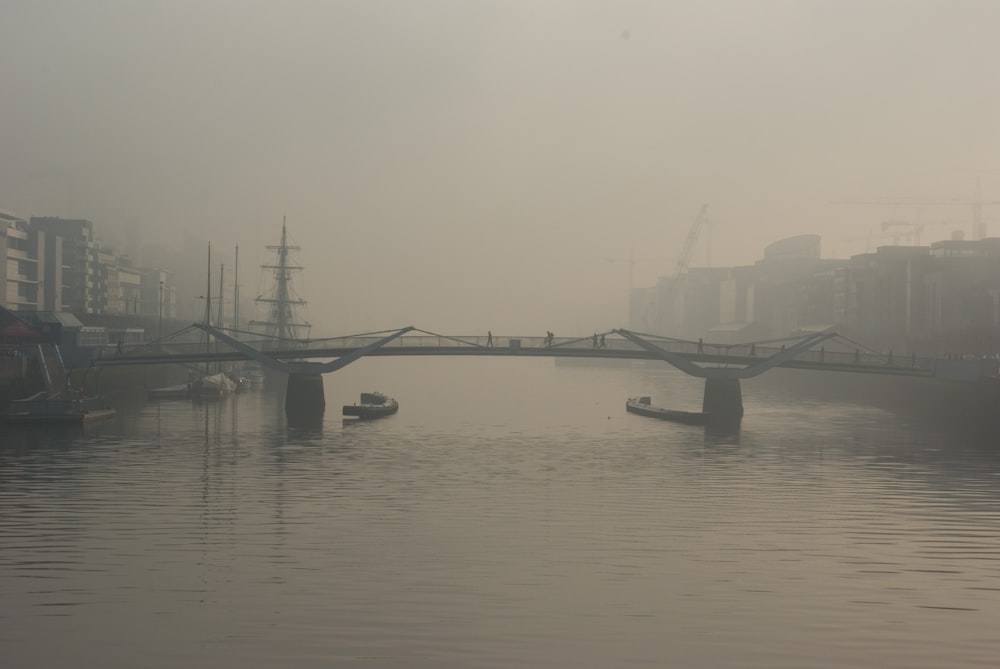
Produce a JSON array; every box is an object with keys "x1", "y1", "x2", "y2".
[
  {"x1": 1, "y1": 209, "x2": 59, "y2": 311},
  {"x1": 31, "y1": 217, "x2": 96, "y2": 313}
]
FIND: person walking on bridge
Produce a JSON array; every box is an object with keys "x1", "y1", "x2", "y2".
[{"x1": 487, "y1": 331, "x2": 493, "y2": 348}]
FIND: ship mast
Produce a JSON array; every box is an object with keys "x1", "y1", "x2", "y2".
[
  {"x1": 250, "y1": 217, "x2": 309, "y2": 342},
  {"x1": 276, "y1": 219, "x2": 289, "y2": 340}
]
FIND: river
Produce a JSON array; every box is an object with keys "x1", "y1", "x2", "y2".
[{"x1": 3, "y1": 358, "x2": 1000, "y2": 668}]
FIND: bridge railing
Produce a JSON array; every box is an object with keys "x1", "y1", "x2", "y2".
[
  {"x1": 104, "y1": 330, "x2": 939, "y2": 372},
  {"x1": 678, "y1": 341, "x2": 936, "y2": 371}
]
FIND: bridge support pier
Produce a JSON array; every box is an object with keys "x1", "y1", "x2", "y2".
[
  {"x1": 285, "y1": 373, "x2": 325, "y2": 425},
  {"x1": 703, "y1": 378, "x2": 743, "y2": 426}
]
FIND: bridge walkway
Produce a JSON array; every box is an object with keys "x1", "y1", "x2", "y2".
[{"x1": 92, "y1": 327, "x2": 944, "y2": 379}]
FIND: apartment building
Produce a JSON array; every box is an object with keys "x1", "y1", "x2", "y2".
[{"x1": 0, "y1": 209, "x2": 58, "y2": 312}]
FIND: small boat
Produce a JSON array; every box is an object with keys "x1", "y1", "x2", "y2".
[
  {"x1": 148, "y1": 383, "x2": 193, "y2": 400},
  {"x1": 228, "y1": 373, "x2": 251, "y2": 393},
  {"x1": 192, "y1": 372, "x2": 236, "y2": 400},
  {"x1": 237, "y1": 364, "x2": 264, "y2": 388},
  {"x1": 4, "y1": 391, "x2": 116, "y2": 425},
  {"x1": 625, "y1": 396, "x2": 709, "y2": 425},
  {"x1": 343, "y1": 392, "x2": 398, "y2": 420}
]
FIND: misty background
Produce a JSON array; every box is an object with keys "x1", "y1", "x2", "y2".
[{"x1": 2, "y1": 0, "x2": 998, "y2": 336}]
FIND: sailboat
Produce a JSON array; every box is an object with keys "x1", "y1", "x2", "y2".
[
  {"x1": 249, "y1": 218, "x2": 311, "y2": 388},
  {"x1": 192, "y1": 242, "x2": 236, "y2": 401}
]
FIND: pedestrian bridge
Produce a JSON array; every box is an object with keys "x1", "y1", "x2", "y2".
[
  {"x1": 96, "y1": 325, "x2": 941, "y2": 378},
  {"x1": 88, "y1": 323, "x2": 1000, "y2": 427}
]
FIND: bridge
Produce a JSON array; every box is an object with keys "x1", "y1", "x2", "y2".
[{"x1": 88, "y1": 324, "x2": 996, "y2": 427}]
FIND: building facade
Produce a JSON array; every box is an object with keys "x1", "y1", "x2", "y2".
[{"x1": 631, "y1": 233, "x2": 1000, "y2": 356}]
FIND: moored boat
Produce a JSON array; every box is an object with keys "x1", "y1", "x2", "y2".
[
  {"x1": 148, "y1": 383, "x2": 193, "y2": 400},
  {"x1": 4, "y1": 391, "x2": 116, "y2": 424},
  {"x1": 238, "y1": 363, "x2": 265, "y2": 388},
  {"x1": 343, "y1": 392, "x2": 398, "y2": 420},
  {"x1": 625, "y1": 396, "x2": 708, "y2": 425},
  {"x1": 192, "y1": 372, "x2": 236, "y2": 400}
]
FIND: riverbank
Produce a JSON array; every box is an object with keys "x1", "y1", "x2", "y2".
[
  {"x1": 1, "y1": 363, "x2": 191, "y2": 412},
  {"x1": 746, "y1": 366, "x2": 1000, "y2": 435}
]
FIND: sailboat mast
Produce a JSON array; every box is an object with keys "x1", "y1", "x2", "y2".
[
  {"x1": 234, "y1": 244, "x2": 240, "y2": 331},
  {"x1": 204, "y1": 243, "x2": 212, "y2": 375},
  {"x1": 205, "y1": 243, "x2": 212, "y2": 326},
  {"x1": 218, "y1": 263, "x2": 225, "y2": 330}
]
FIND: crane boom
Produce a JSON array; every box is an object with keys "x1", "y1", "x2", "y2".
[
  {"x1": 675, "y1": 204, "x2": 709, "y2": 276},
  {"x1": 833, "y1": 181, "x2": 1000, "y2": 240},
  {"x1": 879, "y1": 219, "x2": 950, "y2": 246},
  {"x1": 607, "y1": 249, "x2": 666, "y2": 295}
]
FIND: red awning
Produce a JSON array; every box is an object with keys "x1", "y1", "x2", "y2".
[{"x1": 0, "y1": 308, "x2": 45, "y2": 342}]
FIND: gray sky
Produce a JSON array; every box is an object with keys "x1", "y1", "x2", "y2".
[{"x1": 2, "y1": 1, "x2": 999, "y2": 335}]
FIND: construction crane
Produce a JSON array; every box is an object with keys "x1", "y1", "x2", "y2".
[
  {"x1": 879, "y1": 220, "x2": 951, "y2": 246},
  {"x1": 842, "y1": 229, "x2": 918, "y2": 253},
  {"x1": 606, "y1": 249, "x2": 666, "y2": 295},
  {"x1": 833, "y1": 182, "x2": 1000, "y2": 240},
  {"x1": 675, "y1": 204, "x2": 709, "y2": 276}
]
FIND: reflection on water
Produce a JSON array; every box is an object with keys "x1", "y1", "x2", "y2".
[{"x1": 2, "y1": 359, "x2": 1000, "y2": 669}]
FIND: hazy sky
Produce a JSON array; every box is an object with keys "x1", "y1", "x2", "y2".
[{"x1": 2, "y1": 1, "x2": 999, "y2": 334}]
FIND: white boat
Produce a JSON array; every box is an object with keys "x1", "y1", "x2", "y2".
[{"x1": 193, "y1": 373, "x2": 236, "y2": 400}]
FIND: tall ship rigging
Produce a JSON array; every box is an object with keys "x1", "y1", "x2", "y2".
[{"x1": 250, "y1": 218, "x2": 311, "y2": 347}]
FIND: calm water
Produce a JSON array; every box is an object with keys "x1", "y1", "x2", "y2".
[{"x1": 3, "y1": 358, "x2": 1000, "y2": 668}]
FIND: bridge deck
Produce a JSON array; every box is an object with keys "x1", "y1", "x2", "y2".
[{"x1": 92, "y1": 333, "x2": 941, "y2": 378}]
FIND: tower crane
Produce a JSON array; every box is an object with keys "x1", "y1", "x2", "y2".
[
  {"x1": 606, "y1": 249, "x2": 666, "y2": 295},
  {"x1": 675, "y1": 204, "x2": 709, "y2": 276},
  {"x1": 879, "y1": 219, "x2": 951, "y2": 246},
  {"x1": 834, "y1": 182, "x2": 1000, "y2": 240}
]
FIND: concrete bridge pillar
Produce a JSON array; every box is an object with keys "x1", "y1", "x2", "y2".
[
  {"x1": 285, "y1": 373, "x2": 325, "y2": 424},
  {"x1": 703, "y1": 378, "x2": 743, "y2": 425}
]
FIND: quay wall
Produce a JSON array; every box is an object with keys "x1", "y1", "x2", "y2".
[
  {"x1": 1, "y1": 362, "x2": 190, "y2": 410},
  {"x1": 746, "y1": 367, "x2": 1000, "y2": 434}
]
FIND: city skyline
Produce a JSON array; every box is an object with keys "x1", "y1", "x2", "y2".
[{"x1": 3, "y1": 1, "x2": 1000, "y2": 334}]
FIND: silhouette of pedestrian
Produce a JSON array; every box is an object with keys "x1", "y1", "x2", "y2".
[
  {"x1": 697, "y1": 338, "x2": 704, "y2": 354},
  {"x1": 546, "y1": 331, "x2": 554, "y2": 347},
  {"x1": 487, "y1": 331, "x2": 493, "y2": 348},
  {"x1": 116, "y1": 339, "x2": 123, "y2": 356},
  {"x1": 600, "y1": 334, "x2": 606, "y2": 349}
]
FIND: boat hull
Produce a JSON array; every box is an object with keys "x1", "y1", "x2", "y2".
[
  {"x1": 192, "y1": 373, "x2": 236, "y2": 400},
  {"x1": 4, "y1": 393, "x2": 116, "y2": 425},
  {"x1": 626, "y1": 397, "x2": 709, "y2": 425},
  {"x1": 5, "y1": 408, "x2": 116, "y2": 424},
  {"x1": 343, "y1": 393, "x2": 398, "y2": 420},
  {"x1": 148, "y1": 383, "x2": 192, "y2": 400}
]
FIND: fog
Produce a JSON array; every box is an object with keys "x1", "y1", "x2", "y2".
[{"x1": 2, "y1": 1, "x2": 999, "y2": 336}]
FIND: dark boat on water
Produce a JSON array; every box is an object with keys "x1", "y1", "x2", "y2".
[
  {"x1": 4, "y1": 391, "x2": 115, "y2": 425},
  {"x1": 625, "y1": 396, "x2": 709, "y2": 426},
  {"x1": 343, "y1": 392, "x2": 398, "y2": 420}
]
